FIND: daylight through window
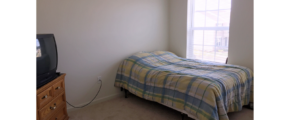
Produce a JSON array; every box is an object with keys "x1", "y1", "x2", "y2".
[{"x1": 187, "y1": 0, "x2": 231, "y2": 63}]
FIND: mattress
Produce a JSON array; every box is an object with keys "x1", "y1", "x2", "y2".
[{"x1": 114, "y1": 51, "x2": 253, "y2": 120}]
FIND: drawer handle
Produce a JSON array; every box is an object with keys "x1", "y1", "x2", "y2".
[
  {"x1": 50, "y1": 106, "x2": 56, "y2": 110},
  {"x1": 50, "y1": 103, "x2": 57, "y2": 110},
  {"x1": 55, "y1": 117, "x2": 57, "y2": 120},
  {"x1": 42, "y1": 95, "x2": 47, "y2": 99},
  {"x1": 55, "y1": 86, "x2": 60, "y2": 90}
]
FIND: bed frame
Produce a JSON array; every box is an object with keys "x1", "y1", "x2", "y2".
[{"x1": 120, "y1": 87, "x2": 253, "y2": 120}]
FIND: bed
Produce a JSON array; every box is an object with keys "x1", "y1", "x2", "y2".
[{"x1": 114, "y1": 51, "x2": 253, "y2": 120}]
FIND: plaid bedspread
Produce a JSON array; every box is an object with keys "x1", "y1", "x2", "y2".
[{"x1": 114, "y1": 51, "x2": 253, "y2": 120}]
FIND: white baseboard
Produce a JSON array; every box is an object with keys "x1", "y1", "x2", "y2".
[{"x1": 66, "y1": 93, "x2": 123, "y2": 113}]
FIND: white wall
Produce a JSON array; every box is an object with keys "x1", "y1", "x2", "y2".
[
  {"x1": 228, "y1": 0, "x2": 253, "y2": 71},
  {"x1": 168, "y1": 0, "x2": 187, "y2": 58},
  {"x1": 37, "y1": 0, "x2": 169, "y2": 109},
  {"x1": 168, "y1": 0, "x2": 253, "y2": 71}
]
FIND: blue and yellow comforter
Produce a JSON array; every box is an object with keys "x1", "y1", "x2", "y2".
[{"x1": 114, "y1": 51, "x2": 253, "y2": 120}]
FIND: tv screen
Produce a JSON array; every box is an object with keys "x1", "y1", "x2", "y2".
[{"x1": 37, "y1": 34, "x2": 58, "y2": 89}]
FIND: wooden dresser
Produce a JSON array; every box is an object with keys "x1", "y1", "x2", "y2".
[{"x1": 37, "y1": 74, "x2": 69, "y2": 120}]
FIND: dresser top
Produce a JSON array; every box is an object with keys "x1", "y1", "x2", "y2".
[{"x1": 37, "y1": 73, "x2": 66, "y2": 94}]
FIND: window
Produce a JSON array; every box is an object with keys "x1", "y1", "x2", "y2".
[
  {"x1": 187, "y1": 0, "x2": 231, "y2": 63},
  {"x1": 36, "y1": 39, "x2": 42, "y2": 57}
]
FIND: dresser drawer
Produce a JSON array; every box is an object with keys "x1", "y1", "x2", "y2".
[
  {"x1": 49, "y1": 105, "x2": 67, "y2": 120},
  {"x1": 37, "y1": 87, "x2": 54, "y2": 109},
  {"x1": 39, "y1": 94, "x2": 66, "y2": 120},
  {"x1": 52, "y1": 80, "x2": 65, "y2": 97}
]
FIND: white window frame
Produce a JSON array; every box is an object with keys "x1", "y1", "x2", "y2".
[{"x1": 187, "y1": 0, "x2": 231, "y2": 63}]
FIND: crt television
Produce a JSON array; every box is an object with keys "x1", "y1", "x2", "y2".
[{"x1": 37, "y1": 34, "x2": 59, "y2": 89}]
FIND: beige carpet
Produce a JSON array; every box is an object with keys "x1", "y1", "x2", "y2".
[{"x1": 68, "y1": 94, "x2": 253, "y2": 120}]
